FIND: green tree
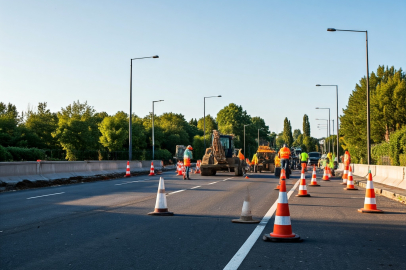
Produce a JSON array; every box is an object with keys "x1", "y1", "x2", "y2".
[
  {"x1": 99, "y1": 111, "x2": 128, "y2": 151},
  {"x1": 282, "y1": 118, "x2": 293, "y2": 147},
  {"x1": 252, "y1": 116, "x2": 270, "y2": 145},
  {"x1": 197, "y1": 115, "x2": 218, "y2": 135},
  {"x1": 0, "y1": 102, "x2": 19, "y2": 146},
  {"x1": 53, "y1": 101, "x2": 100, "y2": 160},
  {"x1": 303, "y1": 114, "x2": 310, "y2": 137},
  {"x1": 293, "y1": 129, "x2": 302, "y2": 141}
]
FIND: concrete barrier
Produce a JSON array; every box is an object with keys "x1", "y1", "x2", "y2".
[{"x1": 0, "y1": 160, "x2": 162, "y2": 184}]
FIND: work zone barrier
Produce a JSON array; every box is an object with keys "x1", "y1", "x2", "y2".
[
  {"x1": 0, "y1": 160, "x2": 164, "y2": 183},
  {"x1": 338, "y1": 163, "x2": 406, "y2": 190}
]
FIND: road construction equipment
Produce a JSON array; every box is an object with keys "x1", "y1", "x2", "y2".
[
  {"x1": 200, "y1": 130, "x2": 245, "y2": 176},
  {"x1": 255, "y1": 145, "x2": 276, "y2": 173}
]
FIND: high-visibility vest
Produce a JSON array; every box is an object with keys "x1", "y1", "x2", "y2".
[
  {"x1": 279, "y1": 147, "x2": 290, "y2": 159},
  {"x1": 238, "y1": 150, "x2": 245, "y2": 161}
]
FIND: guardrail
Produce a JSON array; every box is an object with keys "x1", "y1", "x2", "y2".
[
  {"x1": 0, "y1": 160, "x2": 163, "y2": 184},
  {"x1": 338, "y1": 163, "x2": 406, "y2": 190}
]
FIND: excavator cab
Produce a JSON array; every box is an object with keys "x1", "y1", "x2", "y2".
[{"x1": 213, "y1": 134, "x2": 234, "y2": 158}]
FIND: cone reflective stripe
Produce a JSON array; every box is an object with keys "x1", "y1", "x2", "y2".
[
  {"x1": 232, "y1": 187, "x2": 260, "y2": 223},
  {"x1": 148, "y1": 177, "x2": 174, "y2": 216},
  {"x1": 124, "y1": 161, "x2": 131, "y2": 177},
  {"x1": 263, "y1": 177, "x2": 301, "y2": 242},
  {"x1": 296, "y1": 167, "x2": 310, "y2": 197},
  {"x1": 358, "y1": 171, "x2": 383, "y2": 213},
  {"x1": 309, "y1": 165, "x2": 320, "y2": 186},
  {"x1": 342, "y1": 165, "x2": 349, "y2": 184},
  {"x1": 149, "y1": 161, "x2": 155, "y2": 176},
  {"x1": 344, "y1": 166, "x2": 358, "y2": 190},
  {"x1": 322, "y1": 166, "x2": 329, "y2": 181},
  {"x1": 195, "y1": 160, "x2": 201, "y2": 174}
]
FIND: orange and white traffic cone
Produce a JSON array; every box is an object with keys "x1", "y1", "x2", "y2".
[
  {"x1": 275, "y1": 169, "x2": 286, "y2": 190},
  {"x1": 195, "y1": 160, "x2": 201, "y2": 174},
  {"x1": 263, "y1": 176, "x2": 301, "y2": 242},
  {"x1": 149, "y1": 161, "x2": 155, "y2": 176},
  {"x1": 148, "y1": 177, "x2": 174, "y2": 216},
  {"x1": 327, "y1": 166, "x2": 332, "y2": 179},
  {"x1": 322, "y1": 166, "x2": 330, "y2": 181},
  {"x1": 341, "y1": 165, "x2": 349, "y2": 185},
  {"x1": 296, "y1": 167, "x2": 311, "y2": 197},
  {"x1": 309, "y1": 165, "x2": 320, "y2": 186},
  {"x1": 124, "y1": 161, "x2": 131, "y2": 177},
  {"x1": 358, "y1": 171, "x2": 383, "y2": 213},
  {"x1": 344, "y1": 166, "x2": 358, "y2": 190}
]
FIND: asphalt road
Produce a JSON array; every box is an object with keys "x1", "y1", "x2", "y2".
[{"x1": 0, "y1": 169, "x2": 405, "y2": 270}]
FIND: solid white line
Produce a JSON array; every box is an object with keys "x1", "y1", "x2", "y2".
[
  {"x1": 223, "y1": 180, "x2": 300, "y2": 270},
  {"x1": 190, "y1": 186, "x2": 201, "y2": 189},
  {"x1": 27, "y1": 192, "x2": 65, "y2": 200},
  {"x1": 167, "y1": 189, "x2": 186, "y2": 195}
]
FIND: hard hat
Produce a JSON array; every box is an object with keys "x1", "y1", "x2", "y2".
[
  {"x1": 283, "y1": 144, "x2": 287, "y2": 147},
  {"x1": 187, "y1": 145, "x2": 193, "y2": 150}
]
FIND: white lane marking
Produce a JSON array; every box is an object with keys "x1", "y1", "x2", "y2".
[
  {"x1": 208, "y1": 182, "x2": 217, "y2": 185},
  {"x1": 223, "y1": 177, "x2": 234, "y2": 181},
  {"x1": 167, "y1": 189, "x2": 186, "y2": 195},
  {"x1": 115, "y1": 179, "x2": 152, "y2": 186},
  {"x1": 190, "y1": 186, "x2": 201, "y2": 189},
  {"x1": 27, "y1": 192, "x2": 65, "y2": 200},
  {"x1": 223, "y1": 180, "x2": 300, "y2": 270}
]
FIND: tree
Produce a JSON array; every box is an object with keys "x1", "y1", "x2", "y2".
[
  {"x1": 252, "y1": 116, "x2": 270, "y2": 145},
  {"x1": 303, "y1": 114, "x2": 310, "y2": 137},
  {"x1": 282, "y1": 118, "x2": 293, "y2": 147},
  {"x1": 99, "y1": 111, "x2": 128, "y2": 151},
  {"x1": 197, "y1": 115, "x2": 218, "y2": 135},
  {"x1": 293, "y1": 129, "x2": 302, "y2": 141},
  {"x1": 53, "y1": 101, "x2": 100, "y2": 160},
  {"x1": 25, "y1": 102, "x2": 59, "y2": 149}
]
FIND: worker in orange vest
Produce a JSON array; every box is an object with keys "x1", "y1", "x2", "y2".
[
  {"x1": 183, "y1": 145, "x2": 193, "y2": 180},
  {"x1": 278, "y1": 144, "x2": 291, "y2": 177},
  {"x1": 238, "y1": 149, "x2": 246, "y2": 176}
]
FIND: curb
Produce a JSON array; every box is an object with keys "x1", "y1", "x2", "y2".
[{"x1": 353, "y1": 180, "x2": 406, "y2": 205}]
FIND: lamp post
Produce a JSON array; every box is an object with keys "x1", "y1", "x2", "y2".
[
  {"x1": 244, "y1": 124, "x2": 251, "y2": 157},
  {"x1": 129, "y1": 55, "x2": 159, "y2": 161},
  {"x1": 316, "y1": 119, "x2": 329, "y2": 153},
  {"x1": 152, "y1": 100, "x2": 164, "y2": 160},
  {"x1": 316, "y1": 85, "x2": 339, "y2": 162},
  {"x1": 327, "y1": 27, "x2": 370, "y2": 165},
  {"x1": 316, "y1": 107, "x2": 330, "y2": 152},
  {"x1": 204, "y1": 95, "x2": 222, "y2": 149}
]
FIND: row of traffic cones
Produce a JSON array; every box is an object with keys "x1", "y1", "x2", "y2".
[{"x1": 124, "y1": 161, "x2": 157, "y2": 177}]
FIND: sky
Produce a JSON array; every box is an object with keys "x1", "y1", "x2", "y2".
[{"x1": 1, "y1": 0, "x2": 405, "y2": 139}]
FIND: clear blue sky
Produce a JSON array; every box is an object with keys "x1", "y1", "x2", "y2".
[{"x1": 1, "y1": 0, "x2": 405, "y2": 139}]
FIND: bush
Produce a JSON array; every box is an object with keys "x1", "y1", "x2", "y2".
[
  {"x1": 0, "y1": 145, "x2": 13, "y2": 161},
  {"x1": 6, "y1": 147, "x2": 46, "y2": 161},
  {"x1": 388, "y1": 127, "x2": 406, "y2": 166}
]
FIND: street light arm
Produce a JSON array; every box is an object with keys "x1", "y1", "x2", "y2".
[
  {"x1": 131, "y1": 55, "x2": 159, "y2": 60},
  {"x1": 328, "y1": 28, "x2": 366, "y2": 33}
]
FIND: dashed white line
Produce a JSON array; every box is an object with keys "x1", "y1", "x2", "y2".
[
  {"x1": 223, "y1": 177, "x2": 234, "y2": 181},
  {"x1": 27, "y1": 192, "x2": 65, "y2": 200},
  {"x1": 167, "y1": 189, "x2": 186, "y2": 195},
  {"x1": 190, "y1": 186, "x2": 201, "y2": 189},
  {"x1": 223, "y1": 180, "x2": 300, "y2": 270},
  {"x1": 208, "y1": 182, "x2": 217, "y2": 185}
]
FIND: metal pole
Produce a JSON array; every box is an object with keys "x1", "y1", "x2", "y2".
[
  {"x1": 152, "y1": 102, "x2": 154, "y2": 160},
  {"x1": 336, "y1": 86, "x2": 339, "y2": 162},
  {"x1": 129, "y1": 59, "x2": 133, "y2": 161},
  {"x1": 332, "y1": 119, "x2": 335, "y2": 155},
  {"x1": 328, "y1": 108, "x2": 331, "y2": 153},
  {"x1": 366, "y1": 31, "x2": 371, "y2": 165},
  {"x1": 244, "y1": 125, "x2": 246, "y2": 157},
  {"x1": 204, "y1": 97, "x2": 206, "y2": 149},
  {"x1": 258, "y1": 129, "x2": 259, "y2": 148}
]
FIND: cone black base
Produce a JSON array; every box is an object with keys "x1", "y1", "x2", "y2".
[
  {"x1": 296, "y1": 194, "x2": 311, "y2": 197},
  {"x1": 263, "y1": 234, "x2": 302, "y2": 242},
  {"x1": 309, "y1": 184, "x2": 320, "y2": 187},
  {"x1": 232, "y1": 216, "x2": 260, "y2": 224},
  {"x1": 148, "y1": 211, "x2": 174, "y2": 216},
  {"x1": 357, "y1": 208, "x2": 384, "y2": 213},
  {"x1": 344, "y1": 187, "x2": 358, "y2": 190}
]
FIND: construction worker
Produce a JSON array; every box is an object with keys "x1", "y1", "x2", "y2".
[
  {"x1": 238, "y1": 149, "x2": 246, "y2": 175},
  {"x1": 278, "y1": 144, "x2": 291, "y2": 177},
  {"x1": 183, "y1": 145, "x2": 193, "y2": 180},
  {"x1": 300, "y1": 151, "x2": 309, "y2": 172},
  {"x1": 252, "y1": 153, "x2": 259, "y2": 173}
]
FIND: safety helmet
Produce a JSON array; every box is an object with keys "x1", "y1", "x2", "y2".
[
  {"x1": 187, "y1": 145, "x2": 193, "y2": 150},
  {"x1": 283, "y1": 144, "x2": 287, "y2": 148}
]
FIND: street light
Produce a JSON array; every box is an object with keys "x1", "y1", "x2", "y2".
[
  {"x1": 316, "y1": 118, "x2": 329, "y2": 153},
  {"x1": 315, "y1": 107, "x2": 331, "y2": 152},
  {"x1": 129, "y1": 55, "x2": 159, "y2": 161},
  {"x1": 204, "y1": 95, "x2": 222, "y2": 149},
  {"x1": 152, "y1": 100, "x2": 164, "y2": 160},
  {"x1": 244, "y1": 124, "x2": 251, "y2": 158},
  {"x1": 316, "y1": 84, "x2": 339, "y2": 162},
  {"x1": 327, "y1": 28, "x2": 371, "y2": 165}
]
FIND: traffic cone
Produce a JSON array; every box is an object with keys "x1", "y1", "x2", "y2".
[
  {"x1": 275, "y1": 169, "x2": 286, "y2": 190},
  {"x1": 309, "y1": 165, "x2": 320, "y2": 186},
  {"x1": 296, "y1": 167, "x2": 311, "y2": 197},
  {"x1": 195, "y1": 160, "x2": 201, "y2": 174},
  {"x1": 263, "y1": 177, "x2": 301, "y2": 242},
  {"x1": 322, "y1": 166, "x2": 330, "y2": 181},
  {"x1": 232, "y1": 187, "x2": 260, "y2": 224},
  {"x1": 124, "y1": 161, "x2": 131, "y2": 177},
  {"x1": 149, "y1": 161, "x2": 155, "y2": 176},
  {"x1": 358, "y1": 171, "x2": 383, "y2": 213},
  {"x1": 341, "y1": 165, "x2": 348, "y2": 185},
  {"x1": 327, "y1": 166, "x2": 332, "y2": 178},
  {"x1": 344, "y1": 166, "x2": 358, "y2": 190},
  {"x1": 148, "y1": 177, "x2": 174, "y2": 216}
]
